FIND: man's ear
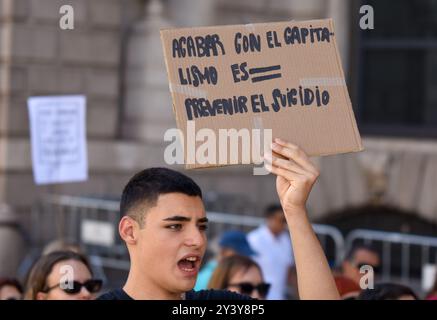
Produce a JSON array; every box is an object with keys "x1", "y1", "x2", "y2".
[{"x1": 119, "y1": 216, "x2": 139, "y2": 245}]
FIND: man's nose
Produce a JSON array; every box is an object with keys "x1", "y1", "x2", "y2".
[{"x1": 185, "y1": 227, "x2": 205, "y2": 247}]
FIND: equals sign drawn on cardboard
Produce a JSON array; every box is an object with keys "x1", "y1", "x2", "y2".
[{"x1": 249, "y1": 65, "x2": 282, "y2": 83}]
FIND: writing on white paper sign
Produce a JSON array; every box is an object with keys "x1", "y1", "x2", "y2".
[{"x1": 28, "y1": 95, "x2": 88, "y2": 185}]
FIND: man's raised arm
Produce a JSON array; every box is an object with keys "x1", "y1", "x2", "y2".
[{"x1": 264, "y1": 138, "x2": 340, "y2": 300}]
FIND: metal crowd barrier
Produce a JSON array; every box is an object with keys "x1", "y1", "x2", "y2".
[
  {"x1": 345, "y1": 229, "x2": 437, "y2": 286},
  {"x1": 206, "y1": 211, "x2": 345, "y2": 267},
  {"x1": 29, "y1": 195, "x2": 346, "y2": 272},
  {"x1": 27, "y1": 195, "x2": 437, "y2": 291}
]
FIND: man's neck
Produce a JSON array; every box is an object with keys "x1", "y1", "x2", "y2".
[{"x1": 123, "y1": 269, "x2": 183, "y2": 300}]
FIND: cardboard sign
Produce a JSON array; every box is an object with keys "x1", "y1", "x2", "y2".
[
  {"x1": 161, "y1": 19, "x2": 363, "y2": 168},
  {"x1": 28, "y1": 95, "x2": 88, "y2": 184}
]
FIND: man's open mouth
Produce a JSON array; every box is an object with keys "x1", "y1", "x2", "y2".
[{"x1": 177, "y1": 255, "x2": 200, "y2": 275}]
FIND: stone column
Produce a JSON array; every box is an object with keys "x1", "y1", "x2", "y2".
[
  {"x1": 123, "y1": 0, "x2": 175, "y2": 143},
  {"x1": 327, "y1": 0, "x2": 350, "y2": 76},
  {"x1": 0, "y1": 0, "x2": 13, "y2": 204}
]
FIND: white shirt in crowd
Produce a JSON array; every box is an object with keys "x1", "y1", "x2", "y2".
[{"x1": 247, "y1": 225, "x2": 294, "y2": 300}]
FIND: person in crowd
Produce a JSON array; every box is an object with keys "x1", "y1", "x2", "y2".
[
  {"x1": 17, "y1": 239, "x2": 85, "y2": 286},
  {"x1": 0, "y1": 278, "x2": 23, "y2": 300},
  {"x1": 342, "y1": 243, "x2": 381, "y2": 285},
  {"x1": 97, "y1": 139, "x2": 339, "y2": 300},
  {"x1": 25, "y1": 250, "x2": 102, "y2": 300},
  {"x1": 333, "y1": 275, "x2": 361, "y2": 300},
  {"x1": 207, "y1": 255, "x2": 270, "y2": 299},
  {"x1": 358, "y1": 283, "x2": 418, "y2": 300},
  {"x1": 195, "y1": 230, "x2": 256, "y2": 290},
  {"x1": 247, "y1": 204, "x2": 294, "y2": 299}
]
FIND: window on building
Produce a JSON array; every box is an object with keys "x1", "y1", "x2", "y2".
[{"x1": 353, "y1": 0, "x2": 437, "y2": 137}]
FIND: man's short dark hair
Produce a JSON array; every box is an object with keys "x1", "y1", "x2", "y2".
[
  {"x1": 120, "y1": 167, "x2": 202, "y2": 226},
  {"x1": 345, "y1": 243, "x2": 380, "y2": 262},
  {"x1": 264, "y1": 204, "x2": 283, "y2": 218}
]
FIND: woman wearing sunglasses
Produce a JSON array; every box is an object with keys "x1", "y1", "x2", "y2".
[
  {"x1": 25, "y1": 250, "x2": 102, "y2": 300},
  {"x1": 207, "y1": 255, "x2": 270, "y2": 299}
]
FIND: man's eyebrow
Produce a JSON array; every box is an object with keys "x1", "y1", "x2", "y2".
[
  {"x1": 162, "y1": 216, "x2": 209, "y2": 223},
  {"x1": 163, "y1": 216, "x2": 191, "y2": 222}
]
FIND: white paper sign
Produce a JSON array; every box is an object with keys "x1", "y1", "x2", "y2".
[
  {"x1": 81, "y1": 219, "x2": 115, "y2": 247},
  {"x1": 28, "y1": 95, "x2": 88, "y2": 185}
]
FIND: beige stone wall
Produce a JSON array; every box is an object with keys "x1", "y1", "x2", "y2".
[
  {"x1": 1, "y1": 0, "x2": 123, "y2": 139},
  {"x1": 0, "y1": 0, "x2": 138, "y2": 209}
]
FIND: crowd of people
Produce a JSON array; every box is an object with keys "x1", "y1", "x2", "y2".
[{"x1": 1, "y1": 139, "x2": 437, "y2": 300}]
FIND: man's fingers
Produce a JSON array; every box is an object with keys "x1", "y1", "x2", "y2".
[
  {"x1": 271, "y1": 139, "x2": 319, "y2": 175},
  {"x1": 264, "y1": 161, "x2": 302, "y2": 182},
  {"x1": 264, "y1": 153, "x2": 307, "y2": 176}
]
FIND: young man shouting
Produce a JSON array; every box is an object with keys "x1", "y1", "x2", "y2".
[{"x1": 98, "y1": 139, "x2": 340, "y2": 300}]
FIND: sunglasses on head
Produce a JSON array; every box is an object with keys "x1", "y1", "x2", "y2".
[
  {"x1": 228, "y1": 282, "x2": 270, "y2": 297},
  {"x1": 44, "y1": 279, "x2": 102, "y2": 295}
]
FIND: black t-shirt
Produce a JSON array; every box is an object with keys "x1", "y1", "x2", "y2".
[{"x1": 97, "y1": 288, "x2": 252, "y2": 300}]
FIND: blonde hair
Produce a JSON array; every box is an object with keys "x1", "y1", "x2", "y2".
[{"x1": 207, "y1": 255, "x2": 262, "y2": 290}]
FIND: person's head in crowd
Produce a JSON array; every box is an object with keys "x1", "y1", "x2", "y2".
[
  {"x1": 25, "y1": 250, "x2": 102, "y2": 300},
  {"x1": 118, "y1": 168, "x2": 207, "y2": 299},
  {"x1": 0, "y1": 278, "x2": 23, "y2": 300},
  {"x1": 334, "y1": 275, "x2": 361, "y2": 300},
  {"x1": 207, "y1": 255, "x2": 270, "y2": 299},
  {"x1": 218, "y1": 230, "x2": 256, "y2": 260},
  {"x1": 342, "y1": 243, "x2": 381, "y2": 284},
  {"x1": 358, "y1": 283, "x2": 418, "y2": 300},
  {"x1": 42, "y1": 239, "x2": 82, "y2": 256},
  {"x1": 264, "y1": 204, "x2": 287, "y2": 237},
  {"x1": 193, "y1": 230, "x2": 255, "y2": 292}
]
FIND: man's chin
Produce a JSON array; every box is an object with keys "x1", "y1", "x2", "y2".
[{"x1": 174, "y1": 278, "x2": 196, "y2": 293}]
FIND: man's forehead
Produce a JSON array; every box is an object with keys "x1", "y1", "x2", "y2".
[{"x1": 152, "y1": 193, "x2": 206, "y2": 217}]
